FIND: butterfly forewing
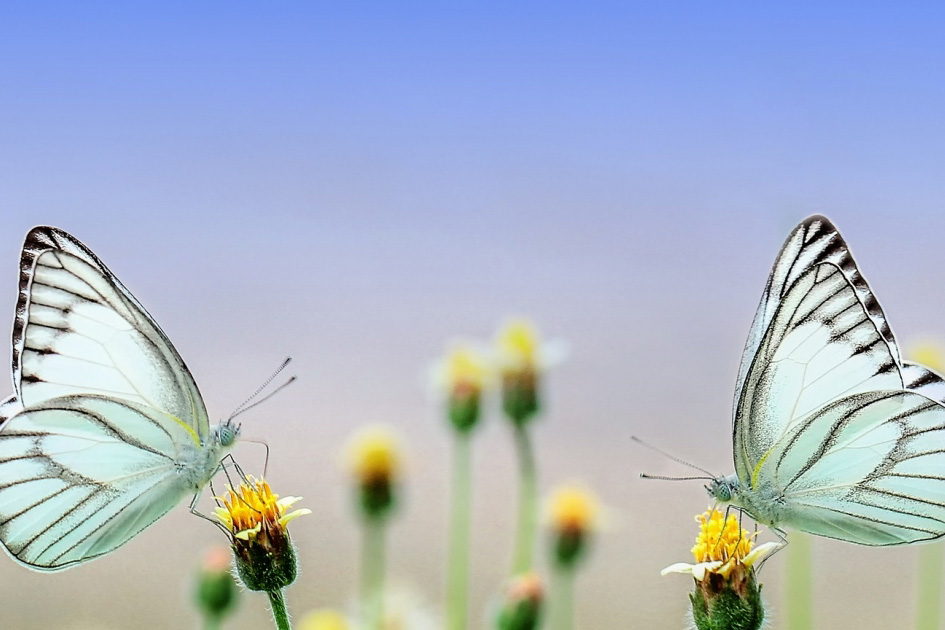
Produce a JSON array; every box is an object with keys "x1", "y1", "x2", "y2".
[
  {"x1": 734, "y1": 259, "x2": 902, "y2": 481},
  {"x1": 12, "y1": 227, "x2": 208, "y2": 441}
]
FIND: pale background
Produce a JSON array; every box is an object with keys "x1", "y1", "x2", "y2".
[{"x1": 2, "y1": 3, "x2": 945, "y2": 629}]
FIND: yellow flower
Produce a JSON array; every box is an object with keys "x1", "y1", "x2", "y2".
[
  {"x1": 545, "y1": 484, "x2": 601, "y2": 569},
  {"x1": 496, "y1": 317, "x2": 566, "y2": 374},
  {"x1": 494, "y1": 317, "x2": 566, "y2": 426},
  {"x1": 431, "y1": 342, "x2": 491, "y2": 432},
  {"x1": 299, "y1": 609, "x2": 351, "y2": 630},
  {"x1": 215, "y1": 477, "x2": 310, "y2": 542},
  {"x1": 434, "y1": 342, "x2": 490, "y2": 396},
  {"x1": 215, "y1": 476, "x2": 310, "y2": 591},
  {"x1": 346, "y1": 425, "x2": 402, "y2": 485},
  {"x1": 662, "y1": 508, "x2": 781, "y2": 581},
  {"x1": 548, "y1": 484, "x2": 599, "y2": 534},
  {"x1": 346, "y1": 425, "x2": 403, "y2": 519}
]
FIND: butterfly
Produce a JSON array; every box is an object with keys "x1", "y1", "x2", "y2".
[
  {"x1": 708, "y1": 215, "x2": 945, "y2": 545},
  {"x1": 0, "y1": 227, "x2": 238, "y2": 570}
]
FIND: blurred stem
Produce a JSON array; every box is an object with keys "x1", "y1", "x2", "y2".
[
  {"x1": 550, "y1": 566, "x2": 575, "y2": 630},
  {"x1": 916, "y1": 541, "x2": 944, "y2": 630},
  {"x1": 203, "y1": 617, "x2": 221, "y2": 630},
  {"x1": 361, "y1": 517, "x2": 386, "y2": 630},
  {"x1": 267, "y1": 590, "x2": 291, "y2": 630},
  {"x1": 447, "y1": 432, "x2": 473, "y2": 630},
  {"x1": 511, "y1": 424, "x2": 538, "y2": 575},
  {"x1": 785, "y1": 533, "x2": 812, "y2": 630}
]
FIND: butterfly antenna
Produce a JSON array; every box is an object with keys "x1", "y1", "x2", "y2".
[
  {"x1": 631, "y1": 435, "x2": 716, "y2": 477},
  {"x1": 229, "y1": 376, "x2": 296, "y2": 421},
  {"x1": 228, "y1": 357, "x2": 295, "y2": 421},
  {"x1": 640, "y1": 473, "x2": 714, "y2": 481}
]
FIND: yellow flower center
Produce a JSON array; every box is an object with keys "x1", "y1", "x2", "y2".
[
  {"x1": 347, "y1": 427, "x2": 401, "y2": 484},
  {"x1": 445, "y1": 345, "x2": 488, "y2": 393},
  {"x1": 691, "y1": 508, "x2": 755, "y2": 564},
  {"x1": 549, "y1": 485, "x2": 597, "y2": 533},
  {"x1": 215, "y1": 476, "x2": 308, "y2": 540},
  {"x1": 497, "y1": 318, "x2": 541, "y2": 371}
]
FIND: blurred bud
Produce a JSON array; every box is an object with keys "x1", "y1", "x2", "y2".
[
  {"x1": 496, "y1": 572, "x2": 544, "y2": 630},
  {"x1": 546, "y1": 484, "x2": 599, "y2": 569},
  {"x1": 494, "y1": 318, "x2": 565, "y2": 427},
  {"x1": 195, "y1": 547, "x2": 239, "y2": 622},
  {"x1": 432, "y1": 342, "x2": 490, "y2": 433},
  {"x1": 346, "y1": 425, "x2": 402, "y2": 521}
]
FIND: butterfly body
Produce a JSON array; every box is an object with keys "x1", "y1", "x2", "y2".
[
  {"x1": 713, "y1": 216, "x2": 945, "y2": 546},
  {"x1": 0, "y1": 227, "x2": 237, "y2": 570}
]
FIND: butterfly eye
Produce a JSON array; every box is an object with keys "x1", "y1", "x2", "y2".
[
  {"x1": 707, "y1": 479, "x2": 731, "y2": 502},
  {"x1": 219, "y1": 423, "x2": 239, "y2": 447}
]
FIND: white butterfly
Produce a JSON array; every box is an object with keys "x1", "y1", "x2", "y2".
[
  {"x1": 0, "y1": 227, "x2": 238, "y2": 570},
  {"x1": 709, "y1": 215, "x2": 945, "y2": 545}
]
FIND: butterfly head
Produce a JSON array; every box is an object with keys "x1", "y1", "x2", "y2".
[
  {"x1": 216, "y1": 419, "x2": 241, "y2": 448},
  {"x1": 706, "y1": 475, "x2": 739, "y2": 504}
]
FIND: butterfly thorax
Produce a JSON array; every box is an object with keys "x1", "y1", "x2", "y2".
[
  {"x1": 707, "y1": 474, "x2": 785, "y2": 528},
  {"x1": 177, "y1": 421, "x2": 239, "y2": 492}
]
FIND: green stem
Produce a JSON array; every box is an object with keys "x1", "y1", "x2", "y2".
[
  {"x1": 550, "y1": 566, "x2": 575, "y2": 630},
  {"x1": 511, "y1": 424, "x2": 538, "y2": 575},
  {"x1": 361, "y1": 517, "x2": 386, "y2": 630},
  {"x1": 447, "y1": 433, "x2": 473, "y2": 630},
  {"x1": 267, "y1": 589, "x2": 291, "y2": 630},
  {"x1": 915, "y1": 541, "x2": 944, "y2": 630},
  {"x1": 203, "y1": 616, "x2": 221, "y2": 630},
  {"x1": 784, "y1": 533, "x2": 812, "y2": 630}
]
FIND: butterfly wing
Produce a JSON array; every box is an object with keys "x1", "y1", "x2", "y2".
[
  {"x1": 760, "y1": 390, "x2": 945, "y2": 545},
  {"x1": 0, "y1": 395, "x2": 203, "y2": 570},
  {"x1": 9, "y1": 227, "x2": 208, "y2": 439},
  {"x1": 732, "y1": 216, "x2": 945, "y2": 543}
]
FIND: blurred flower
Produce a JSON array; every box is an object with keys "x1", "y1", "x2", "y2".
[
  {"x1": 545, "y1": 484, "x2": 599, "y2": 569},
  {"x1": 494, "y1": 318, "x2": 565, "y2": 426},
  {"x1": 195, "y1": 546, "x2": 239, "y2": 623},
  {"x1": 215, "y1": 476, "x2": 310, "y2": 592},
  {"x1": 376, "y1": 584, "x2": 440, "y2": 630},
  {"x1": 910, "y1": 341, "x2": 945, "y2": 373},
  {"x1": 432, "y1": 341, "x2": 492, "y2": 433},
  {"x1": 346, "y1": 425, "x2": 403, "y2": 521},
  {"x1": 299, "y1": 609, "x2": 352, "y2": 630},
  {"x1": 495, "y1": 572, "x2": 544, "y2": 630},
  {"x1": 662, "y1": 508, "x2": 781, "y2": 630}
]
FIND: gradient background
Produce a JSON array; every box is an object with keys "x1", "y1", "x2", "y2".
[{"x1": 2, "y1": 3, "x2": 945, "y2": 628}]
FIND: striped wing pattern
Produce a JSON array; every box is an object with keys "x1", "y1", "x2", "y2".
[
  {"x1": 9, "y1": 227, "x2": 208, "y2": 440},
  {"x1": 734, "y1": 215, "x2": 901, "y2": 431},
  {"x1": 0, "y1": 396, "x2": 197, "y2": 570},
  {"x1": 0, "y1": 227, "x2": 218, "y2": 570},
  {"x1": 767, "y1": 391, "x2": 945, "y2": 545},
  {"x1": 733, "y1": 215, "x2": 945, "y2": 544}
]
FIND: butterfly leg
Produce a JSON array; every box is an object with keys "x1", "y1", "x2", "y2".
[{"x1": 188, "y1": 488, "x2": 232, "y2": 536}]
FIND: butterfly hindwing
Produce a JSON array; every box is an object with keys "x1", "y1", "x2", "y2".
[
  {"x1": 0, "y1": 395, "x2": 201, "y2": 570},
  {"x1": 768, "y1": 390, "x2": 945, "y2": 545}
]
